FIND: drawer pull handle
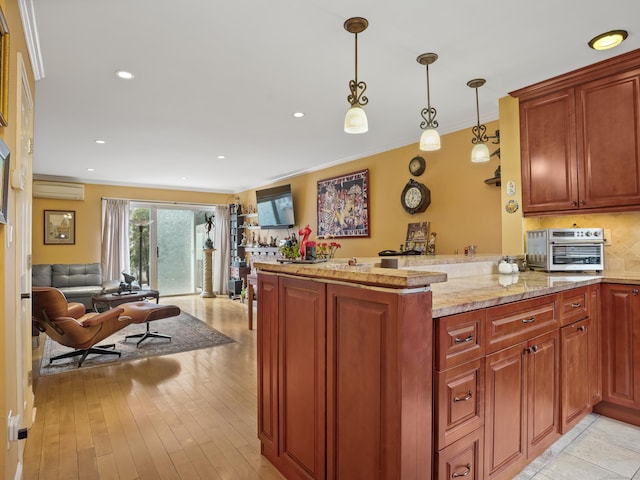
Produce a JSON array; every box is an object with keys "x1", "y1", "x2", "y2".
[
  {"x1": 452, "y1": 464, "x2": 471, "y2": 477},
  {"x1": 578, "y1": 325, "x2": 586, "y2": 332},
  {"x1": 454, "y1": 391, "x2": 473, "y2": 403},
  {"x1": 454, "y1": 334, "x2": 474, "y2": 344},
  {"x1": 571, "y1": 302, "x2": 582, "y2": 308},
  {"x1": 633, "y1": 289, "x2": 639, "y2": 296},
  {"x1": 522, "y1": 317, "x2": 536, "y2": 324}
]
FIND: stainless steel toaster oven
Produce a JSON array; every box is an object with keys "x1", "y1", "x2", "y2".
[{"x1": 525, "y1": 228, "x2": 604, "y2": 272}]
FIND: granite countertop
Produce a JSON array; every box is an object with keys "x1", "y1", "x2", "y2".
[
  {"x1": 430, "y1": 271, "x2": 603, "y2": 318},
  {"x1": 254, "y1": 256, "x2": 640, "y2": 319},
  {"x1": 253, "y1": 260, "x2": 447, "y2": 289}
]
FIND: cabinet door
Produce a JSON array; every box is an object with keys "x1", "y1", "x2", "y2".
[
  {"x1": 484, "y1": 343, "x2": 526, "y2": 480},
  {"x1": 526, "y1": 329, "x2": 560, "y2": 458},
  {"x1": 436, "y1": 428, "x2": 484, "y2": 480},
  {"x1": 326, "y1": 284, "x2": 432, "y2": 480},
  {"x1": 561, "y1": 319, "x2": 590, "y2": 433},
  {"x1": 257, "y1": 273, "x2": 280, "y2": 459},
  {"x1": 278, "y1": 277, "x2": 326, "y2": 479},
  {"x1": 576, "y1": 70, "x2": 640, "y2": 209},
  {"x1": 601, "y1": 284, "x2": 640, "y2": 408},
  {"x1": 520, "y1": 89, "x2": 578, "y2": 214},
  {"x1": 589, "y1": 285, "x2": 602, "y2": 405}
]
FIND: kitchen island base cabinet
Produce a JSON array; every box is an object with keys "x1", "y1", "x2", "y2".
[{"x1": 257, "y1": 272, "x2": 433, "y2": 479}]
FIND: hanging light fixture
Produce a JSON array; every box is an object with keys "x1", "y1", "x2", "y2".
[
  {"x1": 467, "y1": 78, "x2": 490, "y2": 163},
  {"x1": 344, "y1": 17, "x2": 369, "y2": 134},
  {"x1": 417, "y1": 53, "x2": 441, "y2": 151}
]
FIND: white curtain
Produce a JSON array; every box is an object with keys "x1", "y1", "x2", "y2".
[
  {"x1": 101, "y1": 198, "x2": 130, "y2": 282},
  {"x1": 213, "y1": 205, "x2": 230, "y2": 295}
]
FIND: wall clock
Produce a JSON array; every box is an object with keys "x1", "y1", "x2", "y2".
[
  {"x1": 408, "y1": 155, "x2": 426, "y2": 176},
  {"x1": 401, "y1": 179, "x2": 431, "y2": 214}
]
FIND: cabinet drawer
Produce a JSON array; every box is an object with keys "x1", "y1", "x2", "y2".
[
  {"x1": 435, "y1": 427, "x2": 484, "y2": 480},
  {"x1": 559, "y1": 287, "x2": 589, "y2": 326},
  {"x1": 486, "y1": 295, "x2": 559, "y2": 354},
  {"x1": 435, "y1": 358, "x2": 485, "y2": 449},
  {"x1": 436, "y1": 310, "x2": 485, "y2": 370}
]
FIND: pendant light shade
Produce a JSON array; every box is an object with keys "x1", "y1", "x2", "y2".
[
  {"x1": 471, "y1": 143, "x2": 490, "y2": 163},
  {"x1": 344, "y1": 17, "x2": 369, "y2": 134},
  {"x1": 417, "y1": 53, "x2": 441, "y2": 151},
  {"x1": 467, "y1": 78, "x2": 490, "y2": 163},
  {"x1": 420, "y1": 129, "x2": 441, "y2": 151},
  {"x1": 344, "y1": 105, "x2": 368, "y2": 134}
]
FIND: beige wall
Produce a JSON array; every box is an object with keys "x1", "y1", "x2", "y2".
[
  {"x1": 32, "y1": 185, "x2": 231, "y2": 264},
  {"x1": 238, "y1": 120, "x2": 503, "y2": 259}
]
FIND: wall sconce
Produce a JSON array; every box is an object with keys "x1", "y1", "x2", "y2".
[
  {"x1": 344, "y1": 17, "x2": 369, "y2": 134},
  {"x1": 467, "y1": 78, "x2": 491, "y2": 163},
  {"x1": 417, "y1": 53, "x2": 441, "y2": 151},
  {"x1": 588, "y1": 29, "x2": 628, "y2": 50}
]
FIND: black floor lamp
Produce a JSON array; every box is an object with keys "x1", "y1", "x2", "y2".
[{"x1": 133, "y1": 219, "x2": 153, "y2": 288}]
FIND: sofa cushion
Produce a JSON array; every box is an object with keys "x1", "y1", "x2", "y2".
[
  {"x1": 32, "y1": 264, "x2": 53, "y2": 287},
  {"x1": 52, "y1": 263, "x2": 102, "y2": 289}
]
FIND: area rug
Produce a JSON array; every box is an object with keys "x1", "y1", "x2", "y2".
[{"x1": 39, "y1": 312, "x2": 235, "y2": 376}]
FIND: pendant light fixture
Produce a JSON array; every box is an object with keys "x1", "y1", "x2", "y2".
[
  {"x1": 344, "y1": 17, "x2": 369, "y2": 134},
  {"x1": 467, "y1": 78, "x2": 490, "y2": 163},
  {"x1": 417, "y1": 53, "x2": 441, "y2": 151}
]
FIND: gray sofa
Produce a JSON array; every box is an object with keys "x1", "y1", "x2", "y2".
[{"x1": 32, "y1": 263, "x2": 120, "y2": 309}]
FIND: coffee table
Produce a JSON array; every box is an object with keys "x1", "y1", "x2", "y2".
[{"x1": 92, "y1": 289, "x2": 160, "y2": 312}]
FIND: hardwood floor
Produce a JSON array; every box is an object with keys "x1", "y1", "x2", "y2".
[{"x1": 24, "y1": 295, "x2": 284, "y2": 480}]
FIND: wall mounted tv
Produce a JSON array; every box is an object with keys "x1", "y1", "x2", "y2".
[{"x1": 256, "y1": 184, "x2": 296, "y2": 229}]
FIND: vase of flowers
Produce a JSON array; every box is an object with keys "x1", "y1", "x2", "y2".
[{"x1": 316, "y1": 240, "x2": 341, "y2": 259}]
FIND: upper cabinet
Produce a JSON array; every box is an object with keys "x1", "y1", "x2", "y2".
[{"x1": 512, "y1": 49, "x2": 640, "y2": 216}]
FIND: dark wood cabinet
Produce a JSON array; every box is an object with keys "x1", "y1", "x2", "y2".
[
  {"x1": 435, "y1": 428, "x2": 484, "y2": 480},
  {"x1": 257, "y1": 272, "x2": 433, "y2": 479},
  {"x1": 595, "y1": 284, "x2": 640, "y2": 426},
  {"x1": 513, "y1": 50, "x2": 640, "y2": 216},
  {"x1": 484, "y1": 310, "x2": 560, "y2": 480},
  {"x1": 560, "y1": 318, "x2": 591, "y2": 432}
]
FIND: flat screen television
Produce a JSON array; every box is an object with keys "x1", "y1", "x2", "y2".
[{"x1": 256, "y1": 184, "x2": 295, "y2": 229}]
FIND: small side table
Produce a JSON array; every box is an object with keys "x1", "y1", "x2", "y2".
[{"x1": 92, "y1": 289, "x2": 160, "y2": 312}]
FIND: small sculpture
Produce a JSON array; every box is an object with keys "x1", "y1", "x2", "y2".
[
  {"x1": 204, "y1": 213, "x2": 214, "y2": 248},
  {"x1": 427, "y1": 232, "x2": 437, "y2": 255},
  {"x1": 299, "y1": 224, "x2": 312, "y2": 259}
]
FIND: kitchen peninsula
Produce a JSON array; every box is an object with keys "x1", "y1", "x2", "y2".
[{"x1": 253, "y1": 257, "x2": 609, "y2": 480}]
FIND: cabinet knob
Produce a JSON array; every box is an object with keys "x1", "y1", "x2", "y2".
[
  {"x1": 632, "y1": 288, "x2": 639, "y2": 296},
  {"x1": 579, "y1": 200, "x2": 585, "y2": 206},
  {"x1": 571, "y1": 201, "x2": 577, "y2": 207},
  {"x1": 578, "y1": 325, "x2": 586, "y2": 332},
  {"x1": 454, "y1": 334, "x2": 474, "y2": 344},
  {"x1": 452, "y1": 464, "x2": 471, "y2": 478},
  {"x1": 526, "y1": 345, "x2": 539, "y2": 354}
]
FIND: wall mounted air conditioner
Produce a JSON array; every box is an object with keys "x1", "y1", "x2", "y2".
[{"x1": 32, "y1": 180, "x2": 85, "y2": 200}]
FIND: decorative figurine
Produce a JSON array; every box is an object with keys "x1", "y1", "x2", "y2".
[
  {"x1": 299, "y1": 224, "x2": 312, "y2": 259},
  {"x1": 204, "y1": 213, "x2": 214, "y2": 248}
]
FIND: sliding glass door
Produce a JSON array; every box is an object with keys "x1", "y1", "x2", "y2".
[{"x1": 130, "y1": 203, "x2": 215, "y2": 296}]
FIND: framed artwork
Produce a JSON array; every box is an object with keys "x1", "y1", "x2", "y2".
[
  {"x1": 317, "y1": 169, "x2": 369, "y2": 238},
  {"x1": 0, "y1": 137, "x2": 8, "y2": 224},
  {"x1": 45, "y1": 210, "x2": 76, "y2": 245},
  {"x1": 0, "y1": 5, "x2": 9, "y2": 127},
  {"x1": 405, "y1": 222, "x2": 430, "y2": 253}
]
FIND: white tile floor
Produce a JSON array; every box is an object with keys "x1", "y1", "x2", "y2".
[{"x1": 514, "y1": 413, "x2": 640, "y2": 479}]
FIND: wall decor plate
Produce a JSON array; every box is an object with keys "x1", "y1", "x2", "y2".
[{"x1": 505, "y1": 199, "x2": 519, "y2": 214}]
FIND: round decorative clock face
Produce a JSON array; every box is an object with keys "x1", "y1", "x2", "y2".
[
  {"x1": 401, "y1": 179, "x2": 431, "y2": 214},
  {"x1": 409, "y1": 155, "x2": 426, "y2": 176}
]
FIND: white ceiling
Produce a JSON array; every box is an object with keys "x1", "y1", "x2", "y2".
[{"x1": 30, "y1": 0, "x2": 640, "y2": 194}]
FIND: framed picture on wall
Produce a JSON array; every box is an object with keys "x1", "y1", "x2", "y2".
[
  {"x1": 44, "y1": 210, "x2": 76, "y2": 245},
  {"x1": 317, "y1": 169, "x2": 370, "y2": 238}
]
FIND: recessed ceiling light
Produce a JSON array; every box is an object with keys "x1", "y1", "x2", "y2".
[
  {"x1": 95, "y1": 139, "x2": 105, "y2": 144},
  {"x1": 217, "y1": 155, "x2": 225, "y2": 159},
  {"x1": 293, "y1": 112, "x2": 305, "y2": 118},
  {"x1": 115, "y1": 70, "x2": 135, "y2": 80},
  {"x1": 588, "y1": 29, "x2": 628, "y2": 50},
  {"x1": 180, "y1": 177, "x2": 188, "y2": 181},
  {"x1": 87, "y1": 168, "x2": 95, "y2": 172}
]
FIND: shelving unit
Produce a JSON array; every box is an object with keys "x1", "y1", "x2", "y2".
[{"x1": 229, "y1": 204, "x2": 251, "y2": 297}]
